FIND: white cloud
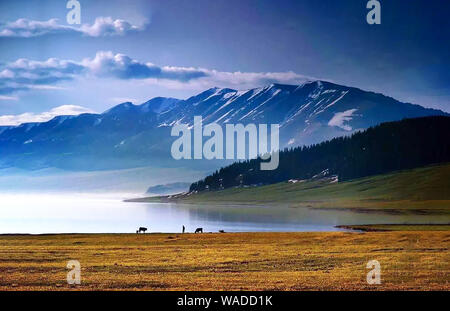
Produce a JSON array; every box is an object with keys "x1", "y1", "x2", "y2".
[
  {"x1": 0, "y1": 17, "x2": 145, "y2": 38},
  {"x1": 150, "y1": 69, "x2": 312, "y2": 91},
  {"x1": 27, "y1": 85, "x2": 67, "y2": 90},
  {"x1": 0, "y1": 95, "x2": 18, "y2": 101},
  {"x1": 0, "y1": 105, "x2": 95, "y2": 126},
  {"x1": 0, "y1": 51, "x2": 317, "y2": 96},
  {"x1": 328, "y1": 108, "x2": 358, "y2": 131},
  {"x1": 81, "y1": 51, "x2": 161, "y2": 79},
  {"x1": 0, "y1": 18, "x2": 70, "y2": 38},
  {"x1": 81, "y1": 51, "x2": 207, "y2": 81},
  {"x1": 79, "y1": 17, "x2": 142, "y2": 37},
  {"x1": 0, "y1": 56, "x2": 83, "y2": 95}
]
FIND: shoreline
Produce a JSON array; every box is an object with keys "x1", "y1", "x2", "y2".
[
  {"x1": 125, "y1": 163, "x2": 450, "y2": 217},
  {"x1": 1, "y1": 223, "x2": 450, "y2": 235},
  {"x1": 335, "y1": 224, "x2": 450, "y2": 232},
  {"x1": 125, "y1": 195, "x2": 450, "y2": 216}
]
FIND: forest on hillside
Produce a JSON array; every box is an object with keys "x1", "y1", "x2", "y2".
[{"x1": 190, "y1": 116, "x2": 450, "y2": 192}]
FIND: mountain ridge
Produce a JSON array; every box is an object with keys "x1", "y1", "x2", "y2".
[
  {"x1": 3, "y1": 81, "x2": 447, "y2": 130},
  {"x1": 0, "y1": 81, "x2": 447, "y2": 170}
]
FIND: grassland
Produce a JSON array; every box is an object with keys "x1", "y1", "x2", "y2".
[
  {"x1": 130, "y1": 164, "x2": 450, "y2": 214},
  {"x1": 0, "y1": 232, "x2": 448, "y2": 291}
]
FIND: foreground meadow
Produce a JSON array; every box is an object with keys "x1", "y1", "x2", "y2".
[{"x1": 0, "y1": 232, "x2": 448, "y2": 291}]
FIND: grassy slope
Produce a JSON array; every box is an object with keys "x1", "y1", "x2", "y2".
[
  {"x1": 0, "y1": 232, "x2": 448, "y2": 291},
  {"x1": 140, "y1": 163, "x2": 450, "y2": 213}
]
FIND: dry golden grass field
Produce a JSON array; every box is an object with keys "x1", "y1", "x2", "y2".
[{"x1": 0, "y1": 231, "x2": 448, "y2": 291}]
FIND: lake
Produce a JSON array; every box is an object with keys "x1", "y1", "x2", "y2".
[{"x1": 0, "y1": 193, "x2": 448, "y2": 234}]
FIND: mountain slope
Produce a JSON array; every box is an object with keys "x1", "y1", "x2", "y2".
[
  {"x1": 189, "y1": 116, "x2": 450, "y2": 192},
  {"x1": 0, "y1": 81, "x2": 447, "y2": 170},
  {"x1": 158, "y1": 81, "x2": 446, "y2": 146}
]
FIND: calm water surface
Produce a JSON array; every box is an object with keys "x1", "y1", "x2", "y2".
[{"x1": 0, "y1": 193, "x2": 447, "y2": 234}]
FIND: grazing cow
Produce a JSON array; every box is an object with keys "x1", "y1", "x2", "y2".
[
  {"x1": 137, "y1": 227, "x2": 147, "y2": 233},
  {"x1": 219, "y1": 230, "x2": 225, "y2": 233},
  {"x1": 195, "y1": 228, "x2": 203, "y2": 233}
]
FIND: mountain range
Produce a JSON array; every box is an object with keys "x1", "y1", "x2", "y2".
[{"x1": 0, "y1": 80, "x2": 447, "y2": 171}]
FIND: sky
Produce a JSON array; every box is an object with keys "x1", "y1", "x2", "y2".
[{"x1": 0, "y1": 0, "x2": 449, "y2": 125}]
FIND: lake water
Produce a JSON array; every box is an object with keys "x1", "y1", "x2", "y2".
[{"x1": 0, "y1": 193, "x2": 448, "y2": 234}]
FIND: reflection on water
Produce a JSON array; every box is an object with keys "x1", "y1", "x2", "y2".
[{"x1": 0, "y1": 194, "x2": 448, "y2": 233}]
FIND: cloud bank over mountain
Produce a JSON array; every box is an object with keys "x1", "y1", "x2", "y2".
[
  {"x1": 0, "y1": 105, "x2": 95, "y2": 126},
  {"x1": 0, "y1": 51, "x2": 314, "y2": 96}
]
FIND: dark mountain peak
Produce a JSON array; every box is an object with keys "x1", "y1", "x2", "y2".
[
  {"x1": 199, "y1": 87, "x2": 221, "y2": 95},
  {"x1": 142, "y1": 96, "x2": 170, "y2": 103},
  {"x1": 50, "y1": 114, "x2": 78, "y2": 121},
  {"x1": 139, "y1": 97, "x2": 180, "y2": 114},
  {"x1": 299, "y1": 80, "x2": 338, "y2": 90},
  {"x1": 44, "y1": 115, "x2": 79, "y2": 126},
  {"x1": 205, "y1": 87, "x2": 237, "y2": 96},
  {"x1": 219, "y1": 87, "x2": 238, "y2": 93},
  {"x1": 205, "y1": 86, "x2": 221, "y2": 92},
  {"x1": 196, "y1": 87, "x2": 236, "y2": 97},
  {"x1": 267, "y1": 83, "x2": 298, "y2": 91},
  {"x1": 250, "y1": 83, "x2": 305, "y2": 97},
  {"x1": 182, "y1": 87, "x2": 238, "y2": 106},
  {"x1": 17, "y1": 122, "x2": 40, "y2": 129},
  {"x1": 102, "y1": 102, "x2": 136, "y2": 115}
]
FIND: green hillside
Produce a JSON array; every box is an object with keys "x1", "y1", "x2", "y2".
[
  {"x1": 140, "y1": 163, "x2": 450, "y2": 214},
  {"x1": 190, "y1": 116, "x2": 450, "y2": 192}
]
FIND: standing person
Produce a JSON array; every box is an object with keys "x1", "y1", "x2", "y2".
[{"x1": 182, "y1": 225, "x2": 185, "y2": 233}]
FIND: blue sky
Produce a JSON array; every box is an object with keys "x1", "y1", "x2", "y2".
[{"x1": 0, "y1": 0, "x2": 449, "y2": 124}]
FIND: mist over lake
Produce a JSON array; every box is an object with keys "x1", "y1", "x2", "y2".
[{"x1": 0, "y1": 166, "x2": 206, "y2": 194}]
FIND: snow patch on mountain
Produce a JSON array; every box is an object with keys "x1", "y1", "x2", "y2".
[
  {"x1": 328, "y1": 108, "x2": 358, "y2": 131},
  {"x1": 239, "y1": 88, "x2": 282, "y2": 120},
  {"x1": 313, "y1": 91, "x2": 349, "y2": 117},
  {"x1": 93, "y1": 118, "x2": 103, "y2": 126}
]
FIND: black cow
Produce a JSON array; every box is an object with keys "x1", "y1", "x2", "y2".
[
  {"x1": 137, "y1": 227, "x2": 147, "y2": 233},
  {"x1": 195, "y1": 228, "x2": 203, "y2": 233}
]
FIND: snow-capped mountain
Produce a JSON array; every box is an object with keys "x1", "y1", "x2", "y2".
[
  {"x1": 159, "y1": 81, "x2": 446, "y2": 146},
  {"x1": 0, "y1": 81, "x2": 446, "y2": 170}
]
